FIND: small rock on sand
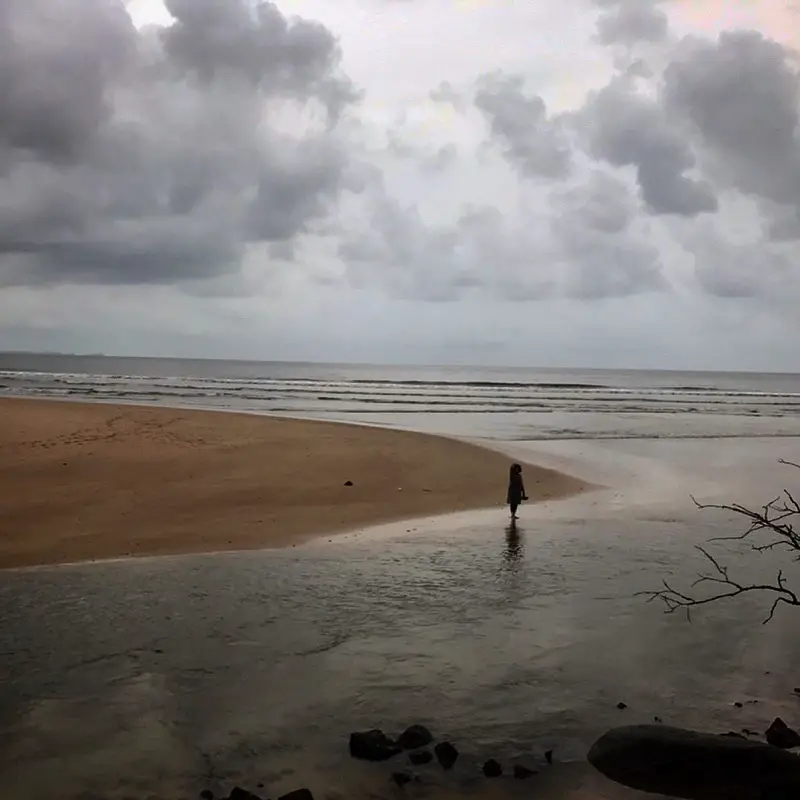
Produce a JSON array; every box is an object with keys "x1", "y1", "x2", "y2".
[
  {"x1": 434, "y1": 741, "x2": 459, "y2": 770},
  {"x1": 766, "y1": 718, "x2": 800, "y2": 749},
  {"x1": 398, "y1": 724, "x2": 433, "y2": 750},
  {"x1": 277, "y1": 790, "x2": 314, "y2": 800},
  {"x1": 409, "y1": 751, "x2": 433, "y2": 765},
  {"x1": 228, "y1": 788, "x2": 263, "y2": 800},
  {"x1": 482, "y1": 759, "x2": 502, "y2": 778},
  {"x1": 349, "y1": 729, "x2": 401, "y2": 761}
]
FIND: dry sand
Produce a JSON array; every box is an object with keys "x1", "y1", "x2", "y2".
[{"x1": 0, "y1": 398, "x2": 588, "y2": 569}]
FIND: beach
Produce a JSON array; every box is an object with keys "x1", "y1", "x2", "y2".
[
  {"x1": 3, "y1": 358, "x2": 800, "y2": 800},
  {"x1": 0, "y1": 397, "x2": 587, "y2": 569}
]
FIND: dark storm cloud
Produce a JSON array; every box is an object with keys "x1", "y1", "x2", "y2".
[
  {"x1": 595, "y1": 0, "x2": 669, "y2": 45},
  {"x1": 662, "y1": 31, "x2": 800, "y2": 219},
  {"x1": 473, "y1": 73, "x2": 572, "y2": 179},
  {"x1": 577, "y1": 77, "x2": 718, "y2": 216},
  {"x1": 0, "y1": 0, "x2": 358, "y2": 289}
]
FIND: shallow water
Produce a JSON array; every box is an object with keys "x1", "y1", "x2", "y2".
[{"x1": 2, "y1": 493, "x2": 799, "y2": 799}]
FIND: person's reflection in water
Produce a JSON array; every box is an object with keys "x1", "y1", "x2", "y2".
[{"x1": 504, "y1": 518, "x2": 524, "y2": 566}]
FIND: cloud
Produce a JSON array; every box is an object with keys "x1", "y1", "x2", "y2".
[
  {"x1": 663, "y1": 30, "x2": 800, "y2": 219},
  {"x1": 473, "y1": 73, "x2": 572, "y2": 179},
  {"x1": 595, "y1": 0, "x2": 670, "y2": 45},
  {"x1": 576, "y1": 75, "x2": 718, "y2": 216},
  {"x1": 0, "y1": 0, "x2": 358, "y2": 289},
  {"x1": 338, "y1": 163, "x2": 666, "y2": 302},
  {"x1": 429, "y1": 81, "x2": 468, "y2": 112},
  {"x1": 3, "y1": 0, "x2": 800, "y2": 369},
  {"x1": 548, "y1": 169, "x2": 667, "y2": 298}
]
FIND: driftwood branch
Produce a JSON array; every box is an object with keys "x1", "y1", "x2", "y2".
[{"x1": 638, "y1": 460, "x2": 800, "y2": 624}]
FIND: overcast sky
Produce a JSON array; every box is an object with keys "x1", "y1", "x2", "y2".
[{"x1": 0, "y1": 0, "x2": 798, "y2": 370}]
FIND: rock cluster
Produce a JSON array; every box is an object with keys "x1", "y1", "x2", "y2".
[{"x1": 348, "y1": 724, "x2": 541, "y2": 784}]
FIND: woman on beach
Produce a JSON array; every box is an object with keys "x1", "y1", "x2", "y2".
[{"x1": 507, "y1": 463, "x2": 528, "y2": 519}]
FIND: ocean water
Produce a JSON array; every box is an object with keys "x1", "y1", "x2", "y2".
[
  {"x1": 2, "y1": 353, "x2": 800, "y2": 441},
  {"x1": 3, "y1": 354, "x2": 800, "y2": 799}
]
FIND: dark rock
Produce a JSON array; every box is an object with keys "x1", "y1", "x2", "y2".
[
  {"x1": 482, "y1": 759, "x2": 502, "y2": 778},
  {"x1": 398, "y1": 724, "x2": 433, "y2": 750},
  {"x1": 766, "y1": 718, "x2": 800, "y2": 749},
  {"x1": 391, "y1": 773, "x2": 413, "y2": 788},
  {"x1": 721, "y1": 731, "x2": 746, "y2": 739},
  {"x1": 512, "y1": 764, "x2": 537, "y2": 779},
  {"x1": 433, "y1": 741, "x2": 459, "y2": 770},
  {"x1": 349, "y1": 729, "x2": 401, "y2": 761},
  {"x1": 544, "y1": 749, "x2": 553, "y2": 765},
  {"x1": 277, "y1": 791, "x2": 313, "y2": 800},
  {"x1": 200, "y1": 792, "x2": 213, "y2": 800},
  {"x1": 228, "y1": 789, "x2": 263, "y2": 800},
  {"x1": 793, "y1": 687, "x2": 800, "y2": 695},
  {"x1": 734, "y1": 702, "x2": 743, "y2": 708},
  {"x1": 408, "y1": 751, "x2": 433, "y2": 766},
  {"x1": 588, "y1": 724, "x2": 800, "y2": 800},
  {"x1": 344, "y1": 480, "x2": 353, "y2": 486},
  {"x1": 654, "y1": 716, "x2": 662, "y2": 723},
  {"x1": 742, "y1": 728, "x2": 758, "y2": 737},
  {"x1": 617, "y1": 702, "x2": 627, "y2": 710}
]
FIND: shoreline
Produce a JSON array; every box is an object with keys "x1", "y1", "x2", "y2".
[{"x1": 0, "y1": 397, "x2": 591, "y2": 570}]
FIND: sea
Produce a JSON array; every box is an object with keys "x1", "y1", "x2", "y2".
[
  {"x1": 3, "y1": 353, "x2": 800, "y2": 799},
  {"x1": 2, "y1": 352, "x2": 800, "y2": 442}
]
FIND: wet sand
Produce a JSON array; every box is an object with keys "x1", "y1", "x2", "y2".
[{"x1": 0, "y1": 398, "x2": 588, "y2": 569}]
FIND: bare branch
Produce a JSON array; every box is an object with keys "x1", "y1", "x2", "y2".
[{"x1": 642, "y1": 461, "x2": 800, "y2": 623}]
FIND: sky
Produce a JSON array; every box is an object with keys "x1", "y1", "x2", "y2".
[{"x1": 0, "y1": 0, "x2": 799, "y2": 370}]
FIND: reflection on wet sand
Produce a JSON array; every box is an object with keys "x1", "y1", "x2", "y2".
[{"x1": 504, "y1": 520, "x2": 523, "y2": 567}]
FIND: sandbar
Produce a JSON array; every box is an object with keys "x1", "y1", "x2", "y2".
[{"x1": 0, "y1": 398, "x2": 588, "y2": 569}]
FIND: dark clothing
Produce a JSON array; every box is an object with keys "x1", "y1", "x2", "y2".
[{"x1": 506, "y1": 472, "x2": 525, "y2": 506}]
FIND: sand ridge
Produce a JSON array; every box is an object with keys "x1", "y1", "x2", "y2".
[{"x1": 0, "y1": 398, "x2": 588, "y2": 569}]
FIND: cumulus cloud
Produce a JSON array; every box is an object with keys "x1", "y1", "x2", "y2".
[
  {"x1": 0, "y1": 0, "x2": 357, "y2": 289},
  {"x1": 338, "y1": 164, "x2": 666, "y2": 302},
  {"x1": 473, "y1": 73, "x2": 572, "y2": 179},
  {"x1": 595, "y1": 0, "x2": 670, "y2": 45},
  {"x1": 548, "y1": 169, "x2": 667, "y2": 298},
  {"x1": 663, "y1": 30, "x2": 800, "y2": 219},
  {"x1": 576, "y1": 76, "x2": 718, "y2": 217}
]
